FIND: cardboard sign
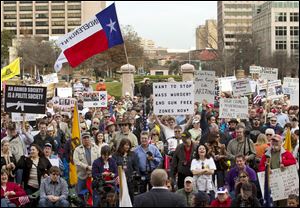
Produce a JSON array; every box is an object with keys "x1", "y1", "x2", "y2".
[
  {"x1": 231, "y1": 79, "x2": 252, "y2": 96},
  {"x1": 218, "y1": 76, "x2": 236, "y2": 92},
  {"x1": 290, "y1": 90, "x2": 299, "y2": 106},
  {"x1": 258, "y1": 165, "x2": 299, "y2": 201},
  {"x1": 5, "y1": 85, "x2": 47, "y2": 114},
  {"x1": 11, "y1": 113, "x2": 45, "y2": 122},
  {"x1": 249, "y1": 66, "x2": 262, "y2": 74},
  {"x1": 153, "y1": 82, "x2": 194, "y2": 115},
  {"x1": 260, "y1": 67, "x2": 278, "y2": 80},
  {"x1": 219, "y1": 97, "x2": 248, "y2": 119},
  {"x1": 194, "y1": 71, "x2": 215, "y2": 103},
  {"x1": 283, "y1": 77, "x2": 299, "y2": 89},
  {"x1": 42, "y1": 73, "x2": 59, "y2": 85},
  {"x1": 52, "y1": 97, "x2": 76, "y2": 111},
  {"x1": 257, "y1": 80, "x2": 283, "y2": 100},
  {"x1": 57, "y1": 87, "x2": 72, "y2": 98},
  {"x1": 82, "y1": 91, "x2": 107, "y2": 108}
]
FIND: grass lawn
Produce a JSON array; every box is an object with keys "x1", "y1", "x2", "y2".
[{"x1": 92, "y1": 82, "x2": 122, "y2": 99}]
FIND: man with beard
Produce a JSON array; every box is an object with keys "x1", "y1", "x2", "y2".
[{"x1": 249, "y1": 116, "x2": 263, "y2": 143}]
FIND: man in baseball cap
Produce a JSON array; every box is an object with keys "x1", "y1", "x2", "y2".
[
  {"x1": 176, "y1": 176, "x2": 196, "y2": 207},
  {"x1": 211, "y1": 187, "x2": 232, "y2": 207}
]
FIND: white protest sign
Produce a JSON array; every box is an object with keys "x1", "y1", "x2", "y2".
[
  {"x1": 52, "y1": 97, "x2": 76, "y2": 111},
  {"x1": 11, "y1": 113, "x2": 45, "y2": 122},
  {"x1": 82, "y1": 91, "x2": 107, "y2": 108},
  {"x1": 57, "y1": 87, "x2": 72, "y2": 98},
  {"x1": 219, "y1": 97, "x2": 248, "y2": 119},
  {"x1": 290, "y1": 89, "x2": 299, "y2": 106},
  {"x1": 283, "y1": 77, "x2": 299, "y2": 90},
  {"x1": 231, "y1": 79, "x2": 252, "y2": 96},
  {"x1": 194, "y1": 70, "x2": 215, "y2": 103},
  {"x1": 267, "y1": 80, "x2": 283, "y2": 100},
  {"x1": 258, "y1": 165, "x2": 299, "y2": 201},
  {"x1": 249, "y1": 80, "x2": 257, "y2": 93},
  {"x1": 153, "y1": 82, "x2": 194, "y2": 115},
  {"x1": 249, "y1": 66, "x2": 262, "y2": 74},
  {"x1": 260, "y1": 67, "x2": 278, "y2": 80},
  {"x1": 218, "y1": 76, "x2": 236, "y2": 92},
  {"x1": 42, "y1": 73, "x2": 59, "y2": 85}
]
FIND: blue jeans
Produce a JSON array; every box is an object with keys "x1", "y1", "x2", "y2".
[
  {"x1": 39, "y1": 198, "x2": 69, "y2": 207},
  {"x1": 1, "y1": 198, "x2": 16, "y2": 207},
  {"x1": 15, "y1": 169, "x2": 23, "y2": 184},
  {"x1": 92, "y1": 188, "x2": 101, "y2": 207},
  {"x1": 76, "y1": 178, "x2": 87, "y2": 195}
]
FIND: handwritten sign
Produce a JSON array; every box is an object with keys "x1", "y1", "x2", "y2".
[
  {"x1": 194, "y1": 71, "x2": 215, "y2": 103},
  {"x1": 4, "y1": 85, "x2": 47, "y2": 114},
  {"x1": 11, "y1": 113, "x2": 45, "y2": 122},
  {"x1": 258, "y1": 165, "x2": 299, "y2": 201},
  {"x1": 219, "y1": 98, "x2": 248, "y2": 119},
  {"x1": 249, "y1": 66, "x2": 262, "y2": 74},
  {"x1": 81, "y1": 91, "x2": 107, "y2": 108},
  {"x1": 42, "y1": 73, "x2": 59, "y2": 85},
  {"x1": 231, "y1": 79, "x2": 252, "y2": 96},
  {"x1": 260, "y1": 67, "x2": 278, "y2": 80},
  {"x1": 218, "y1": 76, "x2": 236, "y2": 92},
  {"x1": 153, "y1": 82, "x2": 194, "y2": 115},
  {"x1": 57, "y1": 87, "x2": 72, "y2": 98},
  {"x1": 283, "y1": 77, "x2": 299, "y2": 90}
]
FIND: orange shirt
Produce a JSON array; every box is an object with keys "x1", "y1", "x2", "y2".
[
  {"x1": 96, "y1": 83, "x2": 106, "y2": 91},
  {"x1": 254, "y1": 143, "x2": 269, "y2": 158}
]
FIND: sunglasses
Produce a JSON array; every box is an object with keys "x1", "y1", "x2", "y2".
[
  {"x1": 120, "y1": 124, "x2": 128, "y2": 126},
  {"x1": 152, "y1": 134, "x2": 159, "y2": 136},
  {"x1": 239, "y1": 175, "x2": 247, "y2": 178},
  {"x1": 51, "y1": 173, "x2": 59, "y2": 176},
  {"x1": 270, "y1": 120, "x2": 277, "y2": 122},
  {"x1": 174, "y1": 130, "x2": 181, "y2": 133},
  {"x1": 93, "y1": 122, "x2": 99, "y2": 124},
  {"x1": 266, "y1": 134, "x2": 273, "y2": 136}
]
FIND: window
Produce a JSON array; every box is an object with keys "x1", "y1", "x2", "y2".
[
  {"x1": 20, "y1": 22, "x2": 33, "y2": 27},
  {"x1": 36, "y1": 6, "x2": 48, "y2": 11},
  {"x1": 225, "y1": 34, "x2": 235, "y2": 38},
  {"x1": 52, "y1": 13, "x2": 65, "y2": 18},
  {"x1": 4, "y1": 1, "x2": 16, "y2": 4},
  {"x1": 52, "y1": 29, "x2": 65, "y2": 34},
  {"x1": 36, "y1": 29, "x2": 48, "y2": 34},
  {"x1": 67, "y1": 5, "x2": 81, "y2": 10},
  {"x1": 290, "y1": 12, "x2": 299, "y2": 22},
  {"x1": 52, "y1": 5, "x2": 65, "y2": 11},
  {"x1": 275, "y1": 26, "x2": 287, "y2": 36},
  {"x1": 20, "y1": 14, "x2": 32, "y2": 19},
  {"x1": 68, "y1": 20, "x2": 81, "y2": 26},
  {"x1": 290, "y1": 26, "x2": 299, "y2": 36},
  {"x1": 224, "y1": 11, "x2": 252, "y2": 16},
  {"x1": 4, "y1": 6, "x2": 16, "y2": 11},
  {"x1": 35, "y1": 13, "x2": 48, "y2": 19},
  {"x1": 36, "y1": 21, "x2": 48, "y2": 26},
  {"x1": 291, "y1": 41, "x2": 299, "y2": 50},
  {"x1": 20, "y1": 29, "x2": 32, "y2": 35},
  {"x1": 20, "y1": 1, "x2": 32, "y2": 3},
  {"x1": 225, "y1": 42, "x2": 234, "y2": 46},
  {"x1": 4, "y1": 14, "x2": 16, "y2": 19},
  {"x1": 20, "y1": 6, "x2": 32, "y2": 11},
  {"x1": 68, "y1": 13, "x2": 81, "y2": 18},
  {"x1": 4, "y1": 22, "x2": 17, "y2": 27},
  {"x1": 52, "y1": 21, "x2": 65, "y2": 26},
  {"x1": 275, "y1": 12, "x2": 286, "y2": 22},
  {"x1": 275, "y1": 40, "x2": 287, "y2": 50}
]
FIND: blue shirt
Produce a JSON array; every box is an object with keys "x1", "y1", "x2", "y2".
[{"x1": 134, "y1": 144, "x2": 163, "y2": 173}]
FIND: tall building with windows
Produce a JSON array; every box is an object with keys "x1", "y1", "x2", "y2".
[
  {"x1": 1, "y1": 1, "x2": 106, "y2": 39},
  {"x1": 196, "y1": 19, "x2": 218, "y2": 50},
  {"x1": 217, "y1": 1, "x2": 265, "y2": 52},
  {"x1": 253, "y1": 1, "x2": 299, "y2": 59}
]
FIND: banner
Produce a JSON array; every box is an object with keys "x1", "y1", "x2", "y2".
[
  {"x1": 42, "y1": 73, "x2": 59, "y2": 85},
  {"x1": 153, "y1": 82, "x2": 194, "y2": 115},
  {"x1": 1, "y1": 58, "x2": 20, "y2": 81},
  {"x1": 218, "y1": 76, "x2": 236, "y2": 92},
  {"x1": 81, "y1": 91, "x2": 107, "y2": 108},
  {"x1": 57, "y1": 87, "x2": 73, "y2": 98},
  {"x1": 258, "y1": 165, "x2": 299, "y2": 201},
  {"x1": 194, "y1": 70, "x2": 215, "y2": 104},
  {"x1": 231, "y1": 79, "x2": 252, "y2": 96},
  {"x1": 260, "y1": 67, "x2": 278, "y2": 80},
  {"x1": 11, "y1": 113, "x2": 45, "y2": 122},
  {"x1": 219, "y1": 97, "x2": 248, "y2": 119},
  {"x1": 5, "y1": 85, "x2": 47, "y2": 114}
]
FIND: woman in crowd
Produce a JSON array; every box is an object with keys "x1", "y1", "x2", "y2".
[
  {"x1": 17, "y1": 144, "x2": 52, "y2": 195},
  {"x1": 188, "y1": 119, "x2": 202, "y2": 144},
  {"x1": 231, "y1": 182, "x2": 261, "y2": 207},
  {"x1": 150, "y1": 129, "x2": 164, "y2": 154},
  {"x1": 95, "y1": 131, "x2": 108, "y2": 155},
  {"x1": 1, "y1": 169, "x2": 28, "y2": 207},
  {"x1": 112, "y1": 138, "x2": 139, "y2": 203},
  {"x1": 190, "y1": 144, "x2": 216, "y2": 203},
  {"x1": 234, "y1": 170, "x2": 257, "y2": 198},
  {"x1": 1, "y1": 140, "x2": 17, "y2": 182},
  {"x1": 254, "y1": 134, "x2": 269, "y2": 159}
]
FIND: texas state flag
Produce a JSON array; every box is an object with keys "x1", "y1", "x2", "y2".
[{"x1": 54, "y1": 3, "x2": 123, "y2": 72}]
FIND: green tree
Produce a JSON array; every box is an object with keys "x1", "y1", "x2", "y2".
[{"x1": 1, "y1": 30, "x2": 14, "y2": 66}]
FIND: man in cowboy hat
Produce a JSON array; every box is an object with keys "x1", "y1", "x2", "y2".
[{"x1": 111, "y1": 118, "x2": 138, "y2": 151}]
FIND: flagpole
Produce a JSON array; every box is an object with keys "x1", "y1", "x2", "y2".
[
  {"x1": 123, "y1": 43, "x2": 129, "y2": 64},
  {"x1": 118, "y1": 166, "x2": 123, "y2": 202}
]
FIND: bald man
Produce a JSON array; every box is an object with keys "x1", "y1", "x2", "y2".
[{"x1": 134, "y1": 169, "x2": 186, "y2": 207}]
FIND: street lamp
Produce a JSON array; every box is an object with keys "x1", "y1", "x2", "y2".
[
  {"x1": 239, "y1": 48, "x2": 243, "y2": 70},
  {"x1": 257, "y1": 47, "x2": 261, "y2": 66}
]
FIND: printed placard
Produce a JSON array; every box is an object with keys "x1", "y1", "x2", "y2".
[
  {"x1": 5, "y1": 85, "x2": 47, "y2": 114},
  {"x1": 194, "y1": 70, "x2": 215, "y2": 103},
  {"x1": 218, "y1": 76, "x2": 236, "y2": 92},
  {"x1": 249, "y1": 65, "x2": 262, "y2": 74},
  {"x1": 57, "y1": 87, "x2": 73, "y2": 98},
  {"x1": 283, "y1": 77, "x2": 299, "y2": 90},
  {"x1": 42, "y1": 73, "x2": 59, "y2": 85},
  {"x1": 258, "y1": 165, "x2": 299, "y2": 201},
  {"x1": 11, "y1": 113, "x2": 46, "y2": 122},
  {"x1": 260, "y1": 67, "x2": 278, "y2": 80},
  {"x1": 219, "y1": 97, "x2": 248, "y2": 119},
  {"x1": 153, "y1": 82, "x2": 194, "y2": 115},
  {"x1": 52, "y1": 97, "x2": 76, "y2": 111},
  {"x1": 231, "y1": 79, "x2": 252, "y2": 96},
  {"x1": 257, "y1": 80, "x2": 283, "y2": 100},
  {"x1": 82, "y1": 91, "x2": 107, "y2": 108}
]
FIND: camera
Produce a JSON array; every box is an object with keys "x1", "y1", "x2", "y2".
[
  {"x1": 146, "y1": 151, "x2": 153, "y2": 157},
  {"x1": 92, "y1": 175, "x2": 115, "y2": 194}
]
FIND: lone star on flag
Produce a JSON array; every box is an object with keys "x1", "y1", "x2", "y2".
[{"x1": 106, "y1": 18, "x2": 117, "y2": 33}]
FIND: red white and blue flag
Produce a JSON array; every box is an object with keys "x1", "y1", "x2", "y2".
[{"x1": 54, "y1": 3, "x2": 123, "y2": 72}]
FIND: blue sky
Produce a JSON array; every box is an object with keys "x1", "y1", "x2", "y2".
[{"x1": 108, "y1": 1, "x2": 217, "y2": 49}]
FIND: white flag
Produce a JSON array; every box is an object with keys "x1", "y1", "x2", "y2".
[
  {"x1": 119, "y1": 169, "x2": 132, "y2": 207},
  {"x1": 54, "y1": 52, "x2": 68, "y2": 72}
]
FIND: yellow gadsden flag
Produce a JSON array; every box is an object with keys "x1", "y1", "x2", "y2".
[
  {"x1": 283, "y1": 128, "x2": 292, "y2": 152},
  {"x1": 1, "y1": 58, "x2": 20, "y2": 81},
  {"x1": 69, "y1": 102, "x2": 81, "y2": 186}
]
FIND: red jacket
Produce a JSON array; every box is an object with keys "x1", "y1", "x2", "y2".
[
  {"x1": 210, "y1": 197, "x2": 232, "y2": 207},
  {"x1": 1, "y1": 182, "x2": 27, "y2": 206},
  {"x1": 258, "y1": 147, "x2": 296, "y2": 172}
]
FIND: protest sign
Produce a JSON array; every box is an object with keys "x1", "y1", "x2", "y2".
[
  {"x1": 194, "y1": 71, "x2": 215, "y2": 103},
  {"x1": 219, "y1": 97, "x2": 248, "y2": 119},
  {"x1": 260, "y1": 67, "x2": 278, "y2": 80},
  {"x1": 218, "y1": 76, "x2": 236, "y2": 92},
  {"x1": 290, "y1": 89, "x2": 299, "y2": 106},
  {"x1": 42, "y1": 73, "x2": 59, "y2": 85},
  {"x1": 82, "y1": 91, "x2": 107, "y2": 108},
  {"x1": 249, "y1": 65, "x2": 262, "y2": 74},
  {"x1": 52, "y1": 97, "x2": 76, "y2": 111},
  {"x1": 5, "y1": 85, "x2": 47, "y2": 114},
  {"x1": 257, "y1": 80, "x2": 283, "y2": 100},
  {"x1": 283, "y1": 77, "x2": 299, "y2": 89},
  {"x1": 249, "y1": 80, "x2": 257, "y2": 93},
  {"x1": 57, "y1": 87, "x2": 72, "y2": 98},
  {"x1": 231, "y1": 79, "x2": 252, "y2": 96},
  {"x1": 258, "y1": 165, "x2": 299, "y2": 201},
  {"x1": 11, "y1": 113, "x2": 45, "y2": 122},
  {"x1": 153, "y1": 82, "x2": 194, "y2": 115}
]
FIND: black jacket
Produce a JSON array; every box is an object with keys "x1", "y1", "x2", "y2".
[
  {"x1": 230, "y1": 195, "x2": 261, "y2": 207},
  {"x1": 140, "y1": 84, "x2": 153, "y2": 98},
  {"x1": 33, "y1": 133, "x2": 57, "y2": 153},
  {"x1": 134, "y1": 188, "x2": 186, "y2": 207},
  {"x1": 17, "y1": 156, "x2": 52, "y2": 186}
]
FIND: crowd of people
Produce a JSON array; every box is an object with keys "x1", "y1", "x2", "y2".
[{"x1": 1, "y1": 77, "x2": 299, "y2": 207}]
